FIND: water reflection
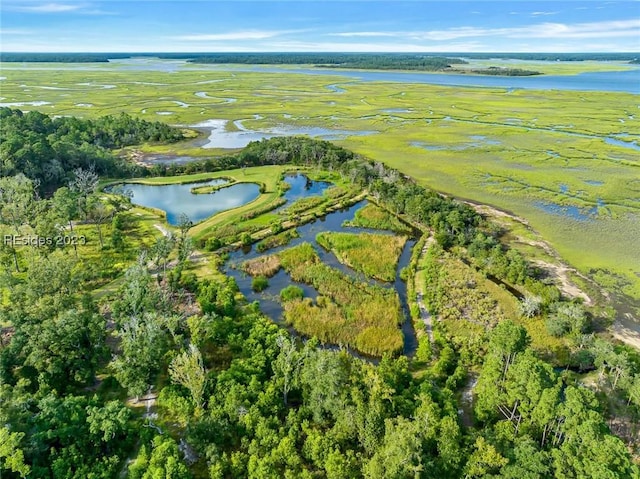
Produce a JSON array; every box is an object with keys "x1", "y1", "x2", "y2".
[{"x1": 116, "y1": 179, "x2": 260, "y2": 225}]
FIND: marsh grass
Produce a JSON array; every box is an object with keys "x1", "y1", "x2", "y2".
[
  {"x1": 316, "y1": 231, "x2": 407, "y2": 282},
  {"x1": 343, "y1": 203, "x2": 414, "y2": 234},
  {"x1": 4, "y1": 61, "x2": 637, "y2": 309},
  {"x1": 255, "y1": 243, "x2": 404, "y2": 356},
  {"x1": 256, "y1": 228, "x2": 299, "y2": 252},
  {"x1": 281, "y1": 196, "x2": 326, "y2": 216},
  {"x1": 422, "y1": 248, "x2": 511, "y2": 335},
  {"x1": 242, "y1": 255, "x2": 282, "y2": 278}
]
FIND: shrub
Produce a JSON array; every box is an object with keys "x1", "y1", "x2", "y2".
[
  {"x1": 205, "y1": 236, "x2": 222, "y2": 251},
  {"x1": 545, "y1": 316, "x2": 570, "y2": 337},
  {"x1": 252, "y1": 275, "x2": 269, "y2": 292},
  {"x1": 519, "y1": 295, "x2": 542, "y2": 318},
  {"x1": 240, "y1": 232, "x2": 253, "y2": 246},
  {"x1": 179, "y1": 272, "x2": 199, "y2": 293},
  {"x1": 280, "y1": 285, "x2": 304, "y2": 302},
  {"x1": 271, "y1": 221, "x2": 283, "y2": 234}
]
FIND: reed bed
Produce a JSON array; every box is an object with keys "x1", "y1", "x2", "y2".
[{"x1": 316, "y1": 232, "x2": 407, "y2": 282}]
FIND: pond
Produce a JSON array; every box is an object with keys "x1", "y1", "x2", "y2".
[
  {"x1": 281, "y1": 173, "x2": 333, "y2": 202},
  {"x1": 116, "y1": 179, "x2": 260, "y2": 225}
]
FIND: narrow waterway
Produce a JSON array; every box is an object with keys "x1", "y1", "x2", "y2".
[{"x1": 223, "y1": 175, "x2": 419, "y2": 357}]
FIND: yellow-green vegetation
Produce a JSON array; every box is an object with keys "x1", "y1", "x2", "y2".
[
  {"x1": 316, "y1": 231, "x2": 407, "y2": 282},
  {"x1": 420, "y1": 243, "x2": 576, "y2": 363},
  {"x1": 248, "y1": 243, "x2": 404, "y2": 356},
  {"x1": 343, "y1": 203, "x2": 414, "y2": 234},
  {"x1": 190, "y1": 178, "x2": 235, "y2": 194},
  {"x1": 2, "y1": 60, "x2": 638, "y2": 308},
  {"x1": 421, "y1": 246, "x2": 516, "y2": 345},
  {"x1": 282, "y1": 196, "x2": 326, "y2": 216},
  {"x1": 5, "y1": 204, "x2": 164, "y2": 301},
  {"x1": 255, "y1": 228, "x2": 299, "y2": 252}
]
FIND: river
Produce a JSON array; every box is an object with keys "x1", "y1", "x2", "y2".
[{"x1": 3, "y1": 57, "x2": 638, "y2": 93}]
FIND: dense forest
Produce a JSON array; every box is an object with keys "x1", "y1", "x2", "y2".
[
  {"x1": 0, "y1": 53, "x2": 132, "y2": 62},
  {"x1": 186, "y1": 53, "x2": 467, "y2": 71},
  {"x1": 1, "y1": 113, "x2": 639, "y2": 478},
  {"x1": 0, "y1": 108, "x2": 183, "y2": 193},
  {"x1": 463, "y1": 67, "x2": 541, "y2": 76}
]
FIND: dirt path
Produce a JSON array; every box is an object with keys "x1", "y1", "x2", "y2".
[
  {"x1": 154, "y1": 223, "x2": 170, "y2": 237},
  {"x1": 415, "y1": 236, "x2": 436, "y2": 343},
  {"x1": 531, "y1": 259, "x2": 593, "y2": 306},
  {"x1": 468, "y1": 202, "x2": 597, "y2": 305},
  {"x1": 612, "y1": 320, "x2": 640, "y2": 350}
]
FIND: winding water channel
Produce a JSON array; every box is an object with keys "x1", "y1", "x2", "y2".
[{"x1": 224, "y1": 174, "x2": 419, "y2": 357}]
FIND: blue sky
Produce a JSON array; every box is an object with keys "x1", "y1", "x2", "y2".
[{"x1": 1, "y1": 1, "x2": 639, "y2": 52}]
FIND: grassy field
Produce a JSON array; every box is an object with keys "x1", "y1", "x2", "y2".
[
  {"x1": 316, "y1": 231, "x2": 407, "y2": 282},
  {"x1": 244, "y1": 242, "x2": 405, "y2": 356},
  {"x1": 2, "y1": 59, "x2": 638, "y2": 317}
]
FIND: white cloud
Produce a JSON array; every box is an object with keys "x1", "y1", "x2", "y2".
[
  {"x1": 522, "y1": 19, "x2": 640, "y2": 39},
  {"x1": 331, "y1": 31, "x2": 398, "y2": 38},
  {"x1": 266, "y1": 40, "x2": 486, "y2": 53},
  {"x1": 174, "y1": 30, "x2": 303, "y2": 41},
  {"x1": 530, "y1": 11, "x2": 559, "y2": 16},
  {"x1": 0, "y1": 28, "x2": 33, "y2": 35},
  {"x1": 329, "y1": 19, "x2": 640, "y2": 43},
  {"x1": 14, "y1": 3, "x2": 83, "y2": 13}
]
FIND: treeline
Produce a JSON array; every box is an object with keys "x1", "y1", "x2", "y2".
[
  {"x1": 186, "y1": 53, "x2": 468, "y2": 71},
  {"x1": 454, "y1": 52, "x2": 640, "y2": 61},
  {"x1": 0, "y1": 52, "x2": 133, "y2": 62},
  {"x1": 467, "y1": 67, "x2": 541, "y2": 76},
  {"x1": 0, "y1": 108, "x2": 183, "y2": 193},
  {"x1": 1, "y1": 52, "x2": 636, "y2": 63}
]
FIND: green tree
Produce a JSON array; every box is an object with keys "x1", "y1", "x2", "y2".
[
  {"x1": 0, "y1": 427, "x2": 30, "y2": 478},
  {"x1": 273, "y1": 334, "x2": 307, "y2": 406},
  {"x1": 464, "y1": 437, "x2": 508, "y2": 478},
  {"x1": 489, "y1": 320, "x2": 529, "y2": 379},
  {"x1": 0, "y1": 174, "x2": 34, "y2": 271},
  {"x1": 86, "y1": 400, "x2": 132, "y2": 443},
  {"x1": 153, "y1": 233, "x2": 175, "y2": 278},
  {"x1": 364, "y1": 417, "x2": 424, "y2": 479},
  {"x1": 87, "y1": 194, "x2": 111, "y2": 249},
  {"x1": 169, "y1": 344, "x2": 207, "y2": 416},
  {"x1": 112, "y1": 313, "x2": 167, "y2": 399},
  {"x1": 128, "y1": 436, "x2": 192, "y2": 479},
  {"x1": 500, "y1": 436, "x2": 551, "y2": 479},
  {"x1": 23, "y1": 309, "x2": 106, "y2": 393}
]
